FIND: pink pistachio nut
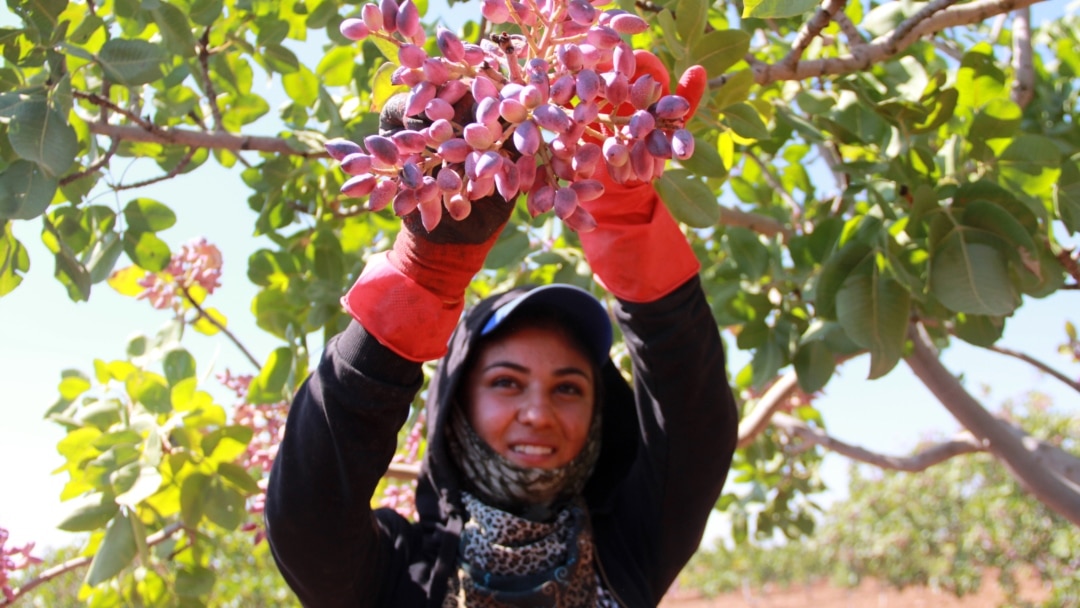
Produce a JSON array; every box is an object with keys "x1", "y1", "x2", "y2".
[
  {"x1": 436, "y1": 27, "x2": 466, "y2": 63},
  {"x1": 379, "y1": 0, "x2": 399, "y2": 33},
  {"x1": 671, "y1": 129, "x2": 695, "y2": 160},
  {"x1": 437, "y1": 138, "x2": 471, "y2": 164},
  {"x1": 654, "y1": 95, "x2": 691, "y2": 120},
  {"x1": 325, "y1": 138, "x2": 363, "y2": 161},
  {"x1": 362, "y1": 3, "x2": 384, "y2": 30},
  {"x1": 340, "y1": 152, "x2": 373, "y2": 175},
  {"x1": 341, "y1": 173, "x2": 378, "y2": 197},
  {"x1": 369, "y1": 178, "x2": 398, "y2": 211},
  {"x1": 364, "y1": 135, "x2": 401, "y2": 168},
  {"x1": 527, "y1": 184, "x2": 555, "y2": 216},
  {"x1": 340, "y1": 18, "x2": 370, "y2": 41}
]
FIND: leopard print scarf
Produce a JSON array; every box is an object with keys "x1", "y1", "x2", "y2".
[
  {"x1": 442, "y1": 492, "x2": 618, "y2": 607},
  {"x1": 445, "y1": 405, "x2": 602, "y2": 521}
]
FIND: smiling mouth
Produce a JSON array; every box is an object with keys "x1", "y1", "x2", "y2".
[{"x1": 511, "y1": 444, "x2": 555, "y2": 456}]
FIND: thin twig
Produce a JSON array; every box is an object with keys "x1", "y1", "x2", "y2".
[
  {"x1": 113, "y1": 148, "x2": 196, "y2": 191},
  {"x1": 744, "y1": 150, "x2": 801, "y2": 220},
  {"x1": 0, "y1": 522, "x2": 183, "y2": 606},
  {"x1": 59, "y1": 137, "x2": 119, "y2": 186},
  {"x1": 73, "y1": 90, "x2": 154, "y2": 130},
  {"x1": 986, "y1": 343, "x2": 1080, "y2": 394},
  {"x1": 178, "y1": 284, "x2": 262, "y2": 371},
  {"x1": 834, "y1": 12, "x2": 865, "y2": 47},
  {"x1": 197, "y1": 27, "x2": 225, "y2": 131}
]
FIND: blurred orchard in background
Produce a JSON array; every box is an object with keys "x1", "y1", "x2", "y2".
[{"x1": 0, "y1": 0, "x2": 1078, "y2": 603}]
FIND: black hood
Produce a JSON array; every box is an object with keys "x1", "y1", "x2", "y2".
[{"x1": 408, "y1": 285, "x2": 640, "y2": 604}]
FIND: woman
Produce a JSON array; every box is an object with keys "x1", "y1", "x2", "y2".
[{"x1": 265, "y1": 56, "x2": 739, "y2": 607}]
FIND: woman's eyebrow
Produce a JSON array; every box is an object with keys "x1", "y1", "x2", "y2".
[{"x1": 482, "y1": 361, "x2": 591, "y2": 379}]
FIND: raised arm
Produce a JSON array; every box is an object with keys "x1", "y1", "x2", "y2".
[
  {"x1": 265, "y1": 95, "x2": 515, "y2": 606},
  {"x1": 576, "y1": 53, "x2": 739, "y2": 599}
]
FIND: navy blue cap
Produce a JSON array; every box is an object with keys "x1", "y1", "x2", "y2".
[{"x1": 480, "y1": 284, "x2": 613, "y2": 364}]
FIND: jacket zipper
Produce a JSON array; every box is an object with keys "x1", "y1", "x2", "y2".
[{"x1": 594, "y1": 551, "x2": 627, "y2": 608}]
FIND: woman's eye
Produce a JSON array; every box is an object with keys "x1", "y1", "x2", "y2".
[
  {"x1": 491, "y1": 376, "x2": 518, "y2": 389},
  {"x1": 557, "y1": 383, "x2": 584, "y2": 396}
]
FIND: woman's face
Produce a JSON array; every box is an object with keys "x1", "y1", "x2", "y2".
[{"x1": 463, "y1": 325, "x2": 596, "y2": 470}]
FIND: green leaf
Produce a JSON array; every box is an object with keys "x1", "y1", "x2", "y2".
[
  {"x1": 262, "y1": 43, "x2": 300, "y2": 74},
  {"x1": 283, "y1": 64, "x2": 319, "y2": 106},
  {"x1": 484, "y1": 228, "x2": 530, "y2": 270},
  {"x1": 953, "y1": 313, "x2": 1005, "y2": 347},
  {"x1": 677, "y1": 134, "x2": 728, "y2": 178},
  {"x1": 247, "y1": 346, "x2": 293, "y2": 404},
  {"x1": 205, "y1": 479, "x2": 245, "y2": 530},
  {"x1": 7, "y1": 100, "x2": 78, "y2": 177},
  {"x1": 176, "y1": 566, "x2": 216, "y2": 598},
  {"x1": 1056, "y1": 160, "x2": 1080, "y2": 235},
  {"x1": 0, "y1": 222, "x2": 30, "y2": 296},
  {"x1": 58, "y1": 496, "x2": 119, "y2": 532},
  {"x1": 0, "y1": 160, "x2": 59, "y2": 220},
  {"x1": 835, "y1": 261, "x2": 910, "y2": 379},
  {"x1": 180, "y1": 473, "x2": 209, "y2": 526},
  {"x1": 750, "y1": 337, "x2": 784, "y2": 390},
  {"x1": 961, "y1": 200, "x2": 1037, "y2": 264},
  {"x1": 126, "y1": 371, "x2": 172, "y2": 414},
  {"x1": 86, "y1": 232, "x2": 124, "y2": 284},
  {"x1": 122, "y1": 231, "x2": 171, "y2": 272},
  {"x1": 676, "y1": 0, "x2": 708, "y2": 48},
  {"x1": 85, "y1": 508, "x2": 140, "y2": 586},
  {"x1": 218, "y1": 461, "x2": 262, "y2": 495},
  {"x1": 722, "y1": 102, "x2": 770, "y2": 141},
  {"x1": 152, "y1": 2, "x2": 197, "y2": 57},
  {"x1": 123, "y1": 198, "x2": 176, "y2": 233},
  {"x1": 930, "y1": 235, "x2": 1019, "y2": 316},
  {"x1": 794, "y1": 338, "x2": 835, "y2": 394},
  {"x1": 725, "y1": 227, "x2": 770, "y2": 281},
  {"x1": 97, "y1": 39, "x2": 166, "y2": 85},
  {"x1": 163, "y1": 349, "x2": 196, "y2": 386},
  {"x1": 969, "y1": 98, "x2": 1021, "y2": 141},
  {"x1": 316, "y1": 45, "x2": 357, "y2": 87},
  {"x1": 115, "y1": 466, "x2": 163, "y2": 507},
  {"x1": 190, "y1": 0, "x2": 224, "y2": 25},
  {"x1": 813, "y1": 242, "x2": 873, "y2": 319},
  {"x1": 743, "y1": 0, "x2": 820, "y2": 18},
  {"x1": 656, "y1": 169, "x2": 721, "y2": 227},
  {"x1": 997, "y1": 135, "x2": 1062, "y2": 198}
]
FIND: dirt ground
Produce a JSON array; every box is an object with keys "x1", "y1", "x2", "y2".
[{"x1": 658, "y1": 572, "x2": 1050, "y2": 607}]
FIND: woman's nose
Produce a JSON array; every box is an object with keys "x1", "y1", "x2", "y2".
[{"x1": 516, "y1": 391, "x2": 555, "y2": 427}]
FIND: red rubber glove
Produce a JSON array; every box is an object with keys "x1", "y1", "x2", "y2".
[
  {"x1": 342, "y1": 95, "x2": 514, "y2": 362},
  {"x1": 576, "y1": 52, "x2": 707, "y2": 303}
]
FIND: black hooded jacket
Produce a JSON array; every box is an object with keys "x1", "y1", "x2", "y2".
[{"x1": 266, "y1": 277, "x2": 739, "y2": 607}]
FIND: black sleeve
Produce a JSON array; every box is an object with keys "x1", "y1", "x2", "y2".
[
  {"x1": 265, "y1": 321, "x2": 424, "y2": 607},
  {"x1": 613, "y1": 276, "x2": 740, "y2": 597}
]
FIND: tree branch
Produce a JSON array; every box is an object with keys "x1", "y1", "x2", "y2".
[
  {"x1": 178, "y1": 284, "x2": 262, "y2": 371},
  {"x1": 772, "y1": 412, "x2": 986, "y2": 471},
  {"x1": 86, "y1": 122, "x2": 326, "y2": 158},
  {"x1": 718, "y1": 204, "x2": 793, "y2": 242},
  {"x1": 986, "y1": 343, "x2": 1080, "y2": 394},
  {"x1": 738, "y1": 371, "x2": 800, "y2": 448},
  {"x1": 114, "y1": 148, "x2": 197, "y2": 191},
  {"x1": 780, "y1": 0, "x2": 849, "y2": 72},
  {"x1": 196, "y1": 27, "x2": 225, "y2": 131},
  {"x1": 750, "y1": 0, "x2": 1045, "y2": 85},
  {"x1": 744, "y1": 150, "x2": 801, "y2": 220},
  {"x1": 0, "y1": 522, "x2": 183, "y2": 606},
  {"x1": 1010, "y1": 7, "x2": 1035, "y2": 107},
  {"x1": 905, "y1": 322, "x2": 1080, "y2": 527}
]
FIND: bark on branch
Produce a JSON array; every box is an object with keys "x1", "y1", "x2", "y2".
[
  {"x1": 771, "y1": 412, "x2": 986, "y2": 471},
  {"x1": 0, "y1": 522, "x2": 183, "y2": 606},
  {"x1": 86, "y1": 122, "x2": 326, "y2": 158},
  {"x1": 750, "y1": 0, "x2": 1045, "y2": 84},
  {"x1": 905, "y1": 323, "x2": 1080, "y2": 527}
]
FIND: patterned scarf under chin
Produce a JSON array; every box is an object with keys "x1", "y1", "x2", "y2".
[{"x1": 443, "y1": 492, "x2": 618, "y2": 608}]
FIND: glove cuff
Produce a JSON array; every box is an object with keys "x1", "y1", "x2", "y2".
[
  {"x1": 388, "y1": 228, "x2": 499, "y2": 303},
  {"x1": 341, "y1": 252, "x2": 465, "y2": 362},
  {"x1": 579, "y1": 197, "x2": 700, "y2": 303}
]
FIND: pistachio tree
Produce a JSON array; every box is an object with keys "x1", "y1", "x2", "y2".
[{"x1": 1, "y1": 0, "x2": 1078, "y2": 603}]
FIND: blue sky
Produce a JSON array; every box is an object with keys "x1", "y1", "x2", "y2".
[{"x1": 2, "y1": 0, "x2": 1078, "y2": 554}]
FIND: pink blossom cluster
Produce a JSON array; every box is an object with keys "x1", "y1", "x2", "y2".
[
  {"x1": 136, "y1": 237, "x2": 223, "y2": 313},
  {"x1": 1, "y1": 527, "x2": 41, "y2": 602},
  {"x1": 220, "y1": 370, "x2": 290, "y2": 545},
  {"x1": 379, "y1": 412, "x2": 426, "y2": 520}
]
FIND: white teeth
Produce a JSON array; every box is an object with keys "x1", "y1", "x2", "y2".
[{"x1": 512, "y1": 445, "x2": 554, "y2": 455}]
